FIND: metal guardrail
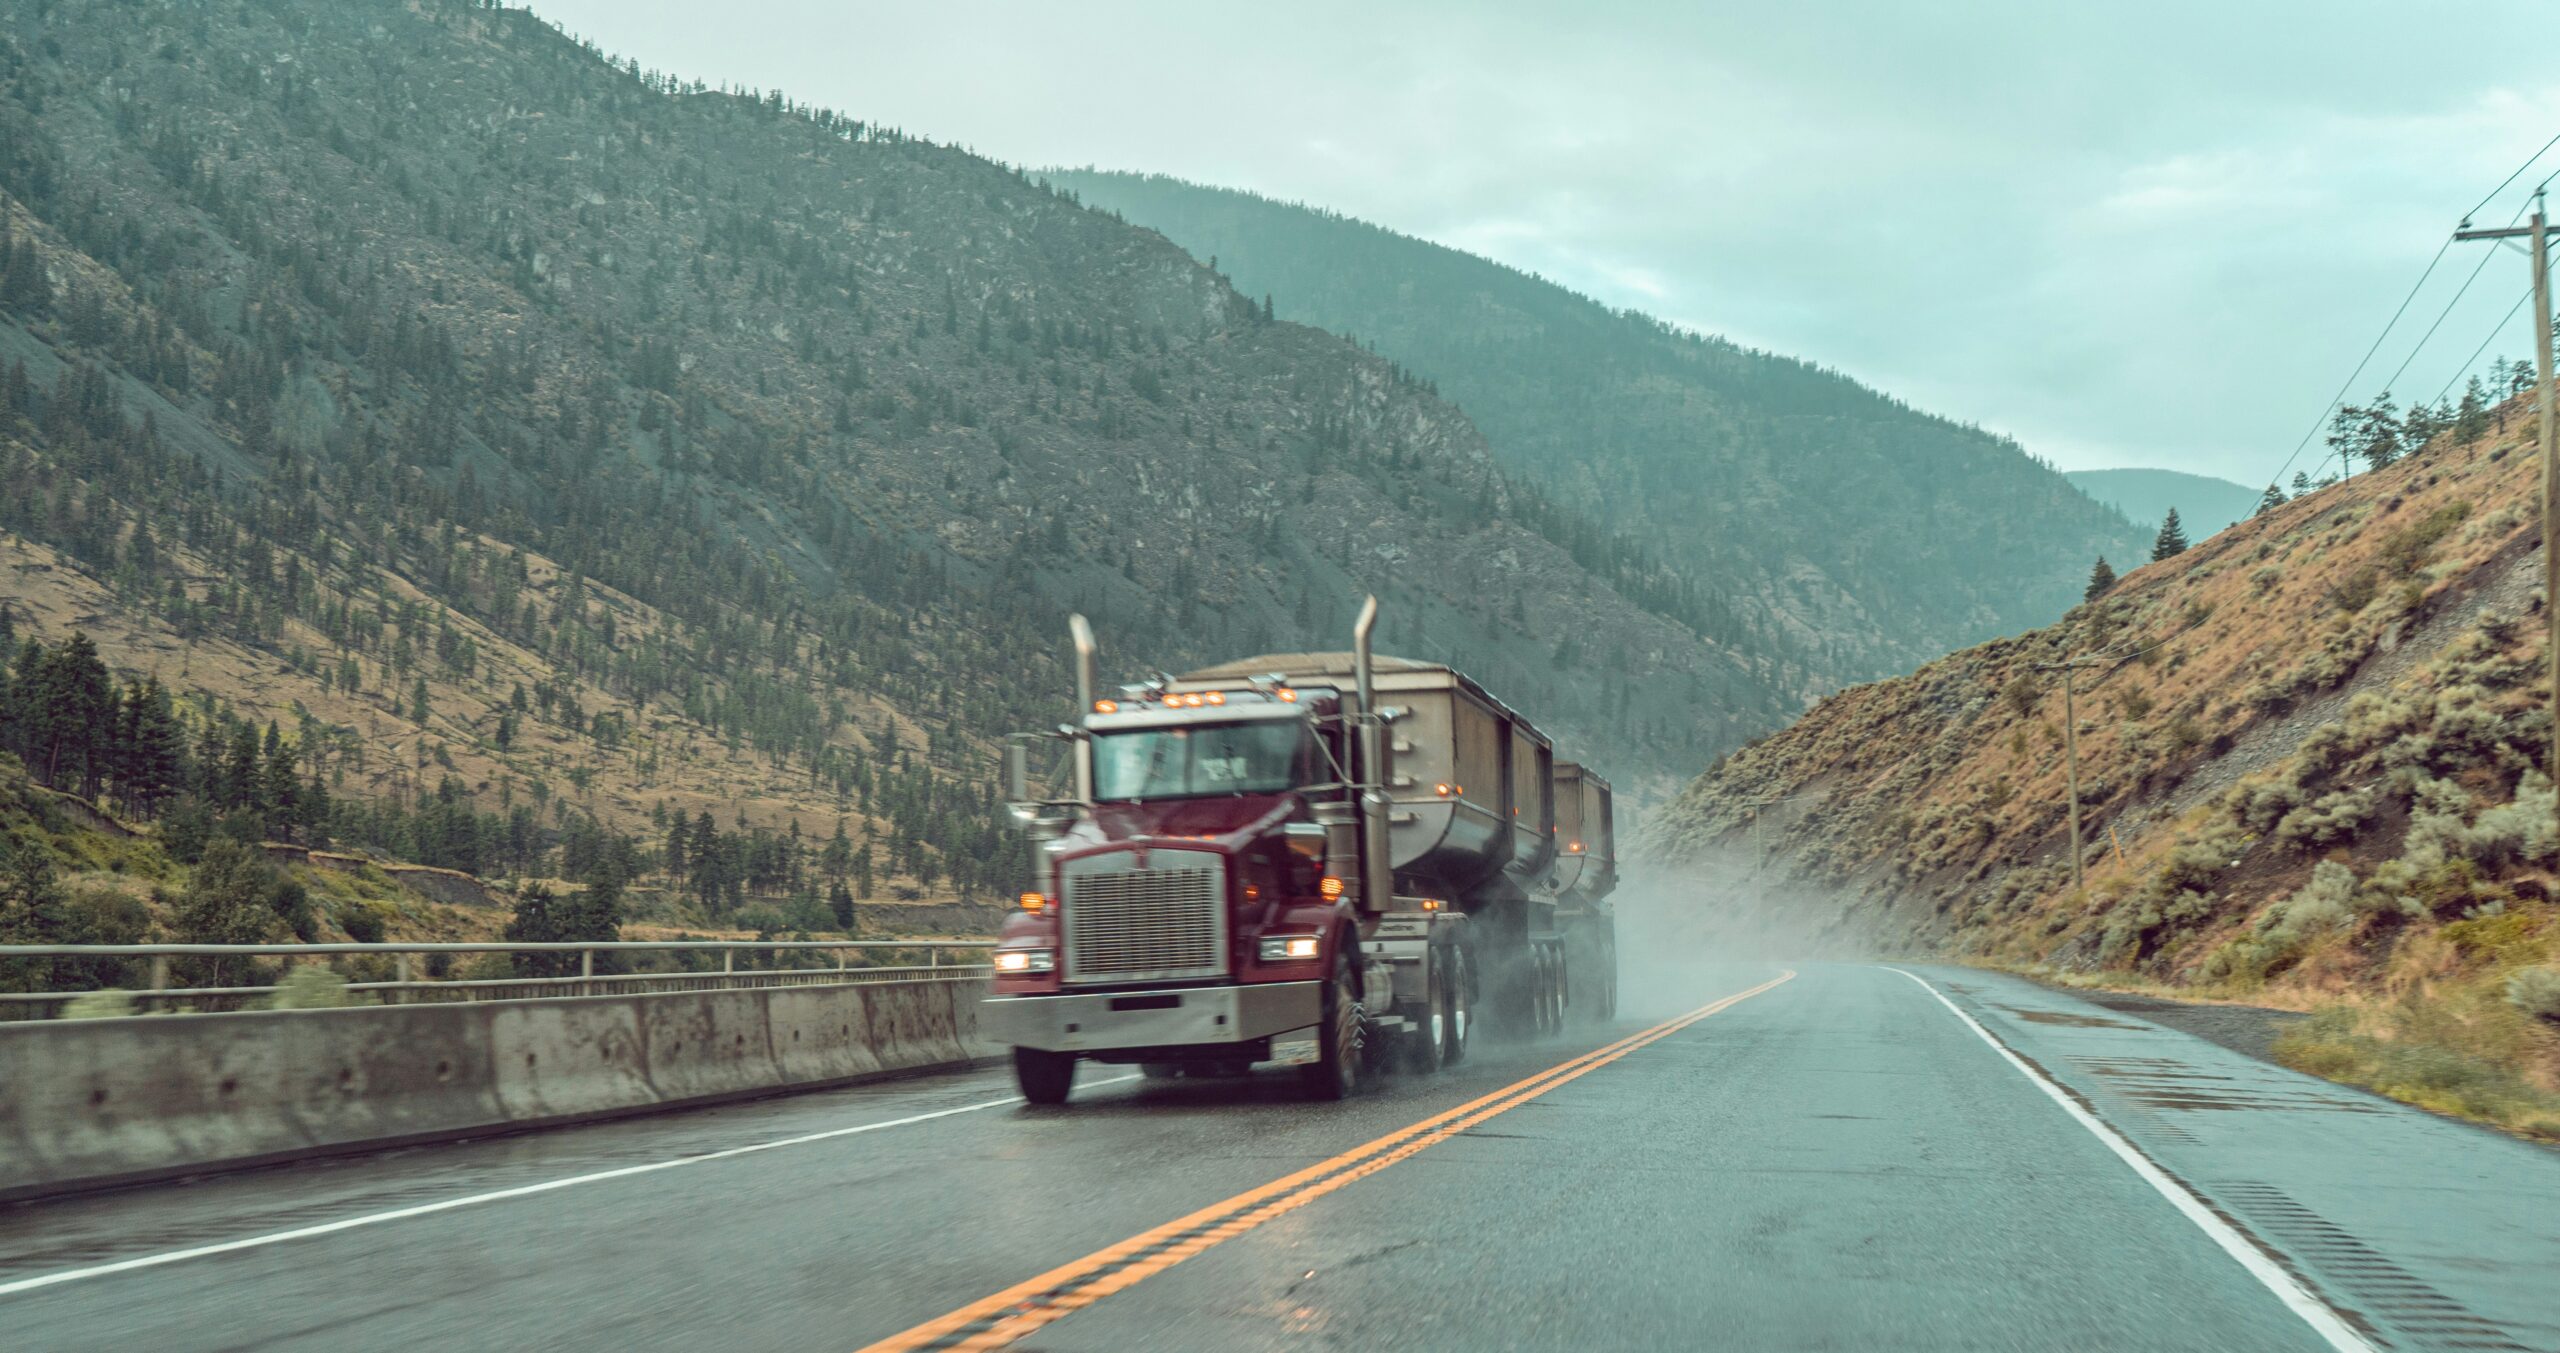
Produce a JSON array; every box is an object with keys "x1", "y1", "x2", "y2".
[{"x1": 0, "y1": 940, "x2": 996, "y2": 1016}]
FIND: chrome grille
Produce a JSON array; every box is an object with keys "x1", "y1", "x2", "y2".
[{"x1": 1062, "y1": 852, "x2": 1227, "y2": 984}]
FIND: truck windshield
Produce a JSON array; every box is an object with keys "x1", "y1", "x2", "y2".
[{"x1": 1092, "y1": 721, "x2": 1309, "y2": 801}]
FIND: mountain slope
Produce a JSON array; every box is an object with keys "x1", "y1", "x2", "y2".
[
  {"x1": 0, "y1": 0, "x2": 1779, "y2": 931},
  {"x1": 1639, "y1": 406, "x2": 2560, "y2": 1137},
  {"x1": 2065, "y1": 468, "x2": 2259, "y2": 540},
  {"x1": 1050, "y1": 170, "x2": 2151, "y2": 684}
]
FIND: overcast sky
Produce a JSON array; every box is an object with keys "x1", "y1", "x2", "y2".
[{"x1": 534, "y1": 0, "x2": 2560, "y2": 484}]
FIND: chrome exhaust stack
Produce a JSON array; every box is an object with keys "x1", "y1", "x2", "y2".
[
  {"x1": 1069, "y1": 613, "x2": 1097, "y2": 804},
  {"x1": 1352, "y1": 595, "x2": 1394, "y2": 912}
]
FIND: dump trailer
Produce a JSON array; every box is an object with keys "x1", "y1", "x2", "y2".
[{"x1": 981, "y1": 597, "x2": 1618, "y2": 1104}]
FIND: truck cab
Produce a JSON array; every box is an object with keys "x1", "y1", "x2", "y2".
[{"x1": 984, "y1": 599, "x2": 1610, "y2": 1104}]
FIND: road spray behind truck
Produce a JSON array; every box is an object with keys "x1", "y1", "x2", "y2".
[{"x1": 983, "y1": 597, "x2": 1617, "y2": 1103}]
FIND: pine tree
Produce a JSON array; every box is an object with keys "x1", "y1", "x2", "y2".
[
  {"x1": 2455, "y1": 376, "x2": 2490, "y2": 447},
  {"x1": 2254, "y1": 484, "x2": 2287, "y2": 518},
  {"x1": 829, "y1": 878, "x2": 856, "y2": 933},
  {"x1": 2083, "y1": 557, "x2": 2116, "y2": 603},
  {"x1": 217, "y1": 723, "x2": 261, "y2": 812},
  {"x1": 2355, "y1": 393, "x2": 2401, "y2": 471},
  {"x1": 2150, "y1": 508, "x2": 2188, "y2": 562},
  {"x1": 259, "y1": 723, "x2": 300, "y2": 840}
]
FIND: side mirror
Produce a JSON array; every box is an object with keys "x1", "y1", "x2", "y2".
[{"x1": 1003, "y1": 742, "x2": 1032, "y2": 803}]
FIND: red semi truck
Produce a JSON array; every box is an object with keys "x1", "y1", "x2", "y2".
[{"x1": 982, "y1": 598, "x2": 1617, "y2": 1103}]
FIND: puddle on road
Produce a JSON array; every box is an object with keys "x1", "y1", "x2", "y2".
[
  {"x1": 2068, "y1": 1056, "x2": 2384, "y2": 1114},
  {"x1": 1997, "y1": 1005, "x2": 2145, "y2": 1030}
]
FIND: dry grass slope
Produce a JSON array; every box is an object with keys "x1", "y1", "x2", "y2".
[{"x1": 1644, "y1": 404, "x2": 2560, "y2": 1138}]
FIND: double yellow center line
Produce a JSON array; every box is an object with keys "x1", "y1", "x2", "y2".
[{"x1": 860, "y1": 968, "x2": 1797, "y2": 1352}]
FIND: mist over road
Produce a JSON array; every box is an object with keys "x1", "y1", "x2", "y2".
[{"x1": 4, "y1": 964, "x2": 2553, "y2": 1352}]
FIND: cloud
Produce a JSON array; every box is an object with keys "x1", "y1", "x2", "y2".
[{"x1": 528, "y1": 0, "x2": 2560, "y2": 483}]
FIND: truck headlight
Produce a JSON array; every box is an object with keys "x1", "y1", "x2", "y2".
[
  {"x1": 1258, "y1": 935, "x2": 1321, "y2": 962},
  {"x1": 994, "y1": 949, "x2": 1056, "y2": 973}
]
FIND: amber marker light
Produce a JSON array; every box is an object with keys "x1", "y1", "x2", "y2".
[
  {"x1": 1093, "y1": 699, "x2": 1118, "y2": 714},
  {"x1": 1319, "y1": 876, "x2": 1345, "y2": 899},
  {"x1": 1019, "y1": 892, "x2": 1047, "y2": 912}
]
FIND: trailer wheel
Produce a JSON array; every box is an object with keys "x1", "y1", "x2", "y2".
[
  {"x1": 1140, "y1": 1062, "x2": 1180, "y2": 1081},
  {"x1": 1443, "y1": 945, "x2": 1472, "y2": 1066},
  {"x1": 1399, "y1": 961, "x2": 1446, "y2": 1076},
  {"x1": 1539, "y1": 949, "x2": 1564, "y2": 1037},
  {"x1": 1013, "y1": 1047, "x2": 1076, "y2": 1105},
  {"x1": 1301, "y1": 942, "x2": 1366, "y2": 1101}
]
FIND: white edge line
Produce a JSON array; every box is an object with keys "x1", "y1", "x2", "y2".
[
  {"x1": 0, "y1": 1072, "x2": 1141, "y2": 1300},
  {"x1": 1881, "y1": 967, "x2": 2377, "y2": 1353}
]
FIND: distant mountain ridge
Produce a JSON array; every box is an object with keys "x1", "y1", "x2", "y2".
[
  {"x1": 0, "y1": 0, "x2": 1777, "y2": 902},
  {"x1": 2065, "y1": 468, "x2": 2260, "y2": 541},
  {"x1": 1052, "y1": 170, "x2": 2151, "y2": 687}
]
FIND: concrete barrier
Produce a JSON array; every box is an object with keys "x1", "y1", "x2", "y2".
[{"x1": 0, "y1": 977, "x2": 996, "y2": 1202}]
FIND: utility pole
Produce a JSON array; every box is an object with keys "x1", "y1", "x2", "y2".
[
  {"x1": 2456, "y1": 192, "x2": 2559, "y2": 819},
  {"x1": 2036, "y1": 656, "x2": 2111, "y2": 896}
]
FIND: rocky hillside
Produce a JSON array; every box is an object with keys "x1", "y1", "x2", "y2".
[
  {"x1": 0, "y1": 0, "x2": 1776, "y2": 938},
  {"x1": 1641, "y1": 403, "x2": 2560, "y2": 1137},
  {"x1": 1052, "y1": 170, "x2": 2152, "y2": 684}
]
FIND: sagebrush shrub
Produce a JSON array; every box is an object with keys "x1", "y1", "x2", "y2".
[
  {"x1": 2505, "y1": 967, "x2": 2560, "y2": 1023},
  {"x1": 2275, "y1": 788, "x2": 2378, "y2": 854}
]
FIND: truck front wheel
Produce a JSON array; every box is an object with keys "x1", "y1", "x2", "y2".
[
  {"x1": 1301, "y1": 942, "x2": 1367, "y2": 1101},
  {"x1": 1013, "y1": 1046, "x2": 1077, "y2": 1105}
]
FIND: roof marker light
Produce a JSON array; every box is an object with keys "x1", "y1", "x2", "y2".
[{"x1": 1093, "y1": 699, "x2": 1118, "y2": 714}]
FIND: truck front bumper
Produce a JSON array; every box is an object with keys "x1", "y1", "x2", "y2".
[{"x1": 980, "y1": 982, "x2": 1323, "y2": 1054}]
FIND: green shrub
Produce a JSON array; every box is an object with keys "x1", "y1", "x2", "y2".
[
  {"x1": 2274, "y1": 788, "x2": 2378, "y2": 854},
  {"x1": 2331, "y1": 567, "x2": 2381, "y2": 615},
  {"x1": 2459, "y1": 774, "x2": 2559, "y2": 868},
  {"x1": 2378, "y1": 501, "x2": 2471, "y2": 577},
  {"x1": 60, "y1": 989, "x2": 137, "y2": 1020},
  {"x1": 2507, "y1": 967, "x2": 2560, "y2": 1023},
  {"x1": 265, "y1": 964, "x2": 371, "y2": 1010},
  {"x1": 2230, "y1": 781, "x2": 2302, "y2": 835}
]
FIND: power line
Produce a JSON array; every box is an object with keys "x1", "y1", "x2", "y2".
[
  {"x1": 2468, "y1": 129, "x2": 2560, "y2": 223},
  {"x1": 2262, "y1": 240, "x2": 2453, "y2": 491},
  {"x1": 2376, "y1": 206, "x2": 2519, "y2": 397},
  {"x1": 2260, "y1": 133, "x2": 2560, "y2": 492},
  {"x1": 2428, "y1": 284, "x2": 2534, "y2": 410}
]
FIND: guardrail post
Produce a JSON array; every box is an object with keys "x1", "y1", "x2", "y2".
[
  {"x1": 929, "y1": 947, "x2": 939, "y2": 972},
  {"x1": 723, "y1": 948, "x2": 735, "y2": 978},
  {"x1": 580, "y1": 948, "x2": 593, "y2": 997},
  {"x1": 395, "y1": 952, "x2": 412, "y2": 1005},
  {"x1": 149, "y1": 954, "x2": 168, "y2": 1013}
]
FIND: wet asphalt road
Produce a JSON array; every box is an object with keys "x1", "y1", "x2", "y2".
[{"x1": 3, "y1": 963, "x2": 2557, "y2": 1352}]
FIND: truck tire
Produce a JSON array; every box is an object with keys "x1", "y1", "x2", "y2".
[
  {"x1": 1013, "y1": 1047, "x2": 1076, "y2": 1105},
  {"x1": 1301, "y1": 942, "x2": 1367, "y2": 1101},
  {"x1": 1140, "y1": 1062, "x2": 1180, "y2": 1080},
  {"x1": 1398, "y1": 962, "x2": 1446, "y2": 1076},
  {"x1": 1443, "y1": 945, "x2": 1473, "y2": 1066}
]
